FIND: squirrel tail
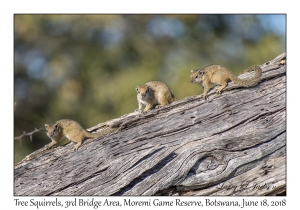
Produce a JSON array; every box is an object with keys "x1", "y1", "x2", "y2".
[
  {"x1": 86, "y1": 126, "x2": 115, "y2": 139},
  {"x1": 231, "y1": 65, "x2": 262, "y2": 87}
]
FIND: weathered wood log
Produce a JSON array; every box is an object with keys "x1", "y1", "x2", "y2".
[{"x1": 14, "y1": 53, "x2": 286, "y2": 196}]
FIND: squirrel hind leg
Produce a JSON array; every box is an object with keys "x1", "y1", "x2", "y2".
[
  {"x1": 157, "y1": 96, "x2": 170, "y2": 108},
  {"x1": 158, "y1": 91, "x2": 173, "y2": 105},
  {"x1": 72, "y1": 140, "x2": 82, "y2": 151},
  {"x1": 71, "y1": 136, "x2": 83, "y2": 151},
  {"x1": 216, "y1": 81, "x2": 228, "y2": 95}
]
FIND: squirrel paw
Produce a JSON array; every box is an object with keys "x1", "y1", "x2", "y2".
[
  {"x1": 72, "y1": 145, "x2": 80, "y2": 152},
  {"x1": 135, "y1": 109, "x2": 148, "y2": 114},
  {"x1": 45, "y1": 142, "x2": 56, "y2": 149},
  {"x1": 216, "y1": 87, "x2": 223, "y2": 95}
]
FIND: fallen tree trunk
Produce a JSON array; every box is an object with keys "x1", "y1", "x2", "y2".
[{"x1": 14, "y1": 53, "x2": 286, "y2": 196}]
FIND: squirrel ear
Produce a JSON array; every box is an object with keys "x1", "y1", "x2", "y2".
[
  {"x1": 135, "y1": 86, "x2": 139, "y2": 92},
  {"x1": 198, "y1": 70, "x2": 204, "y2": 75},
  {"x1": 191, "y1": 70, "x2": 194, "y2": 73},
  {"x1": 45, "y1": 124, "x2": 48, "y2": 128}
]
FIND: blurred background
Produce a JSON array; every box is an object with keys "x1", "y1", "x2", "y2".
[{"x1": 14, "y1": 14, "x2": 286, "y2": 163}]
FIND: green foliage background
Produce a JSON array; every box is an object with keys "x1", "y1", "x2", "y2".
[{"x1": 14, "y1": 14, "x2": 285, "y2": 163}]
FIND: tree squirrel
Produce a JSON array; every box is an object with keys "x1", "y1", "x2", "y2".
[
  {"x1": 45, "y1": 119, "x2": 111, "y2": 151},
  {"x1": 190, "y1": 65, "x2": 262, "y2": 100},
  {"x1": 135, "y1": 80, "x2": 176, "y2": 112}
]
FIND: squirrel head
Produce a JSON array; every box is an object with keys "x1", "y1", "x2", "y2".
[
  {"x1": 45, "y1": 123, "x2": 61, "y2": 138},
  {"x1": 136, "y1": 85, "x2": 151, "y2": 99},
  {"x1": 190, "y1": 69, "x2": 204, "y2": 84}
]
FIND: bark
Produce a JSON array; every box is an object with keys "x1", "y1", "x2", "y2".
[{"x1": 14, "y1": 53, "x2": 286, "y2": 196}]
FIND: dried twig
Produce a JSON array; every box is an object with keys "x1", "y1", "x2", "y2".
[{"x1": 14, "y1": 128, "x2": 45, "y2": 146}]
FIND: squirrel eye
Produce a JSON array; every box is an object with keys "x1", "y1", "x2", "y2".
[{"x1": 195, "y1": 75, "x2": 198, "y2": 79}]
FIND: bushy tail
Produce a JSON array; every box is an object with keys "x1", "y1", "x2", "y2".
[
  {"x1": 231, "y1": 65, "x2": 262, "y2": 87},
  {"x1": 86, "y1": 126, "x2": 115, "y2": 139}
]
